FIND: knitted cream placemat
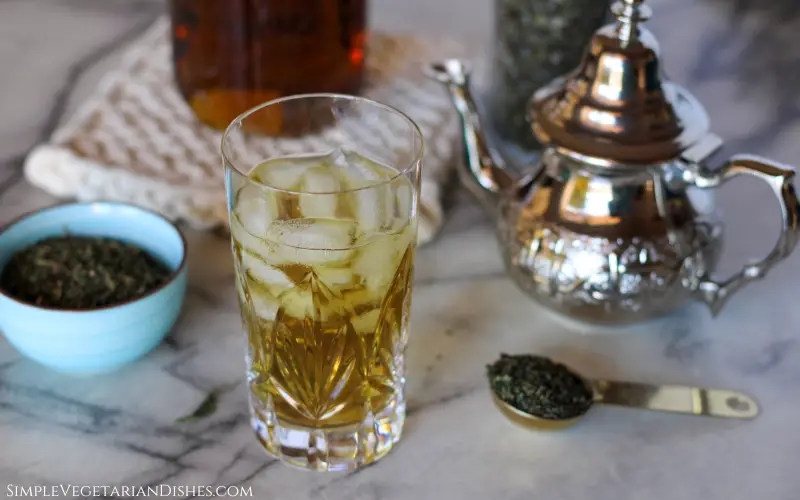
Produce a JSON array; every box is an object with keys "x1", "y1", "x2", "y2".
[{"x1": 24, "y1": 17, "x2": 469, "y2": 244}]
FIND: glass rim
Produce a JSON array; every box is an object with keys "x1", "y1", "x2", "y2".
[{"x1": 221, "y1": 93, "x2": 424, "y2": 195}]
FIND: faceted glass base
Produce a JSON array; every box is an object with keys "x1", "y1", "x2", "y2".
[{"x1": 250, "y1": 394, "x2": 405, "y2": 471}]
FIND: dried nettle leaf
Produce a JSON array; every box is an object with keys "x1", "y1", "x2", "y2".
[
  {"x1": 0, "y1": 235, "x2": 170, "y2": 309},
  {"x1": 487, "y1": 353, "x2": 593, "y2": 420}
]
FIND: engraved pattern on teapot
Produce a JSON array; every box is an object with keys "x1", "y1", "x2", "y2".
[{"x1": 495, "y1": 151, "x2": 721, "y2": 322}]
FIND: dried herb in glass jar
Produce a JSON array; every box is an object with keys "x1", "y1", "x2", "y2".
[
  {"x1": 0, "y1": 236, "x2": 171, "y2": 309},
  {"x1": 487, "y1": 353, "x2": 593, "y2": 420},
  {"x1": 489, "y1": 0, "x2": 611, "y2": 151}
]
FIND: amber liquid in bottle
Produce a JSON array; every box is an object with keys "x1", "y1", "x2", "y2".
[{"x1": 170, "y1": 0, "x2": 367, "y2": 131}]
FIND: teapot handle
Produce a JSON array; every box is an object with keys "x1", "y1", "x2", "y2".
[{"x1": 686, "y1": 155, "x2": 800, "y2": 315}]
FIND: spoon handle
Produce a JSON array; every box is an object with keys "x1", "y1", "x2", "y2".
[{"x1": 591, "y1": 380, "x2": 759, "y2": 419}]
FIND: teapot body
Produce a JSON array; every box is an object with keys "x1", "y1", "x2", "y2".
[{"x1": 497, "y1": 149, "x2": 722, "y2": 324}]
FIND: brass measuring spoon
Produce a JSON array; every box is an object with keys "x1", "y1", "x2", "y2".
[{"x1": 491, "y1": 358, "x2": 759, "y2": 431}]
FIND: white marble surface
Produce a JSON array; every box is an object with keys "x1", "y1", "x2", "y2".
[{"x1": 1, "y1": 0, "x2": 799, "y2": 498}]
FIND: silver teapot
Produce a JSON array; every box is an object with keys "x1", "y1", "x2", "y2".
[{"x1": 428, "y1": 0, "x2": 800, "y2": 324}]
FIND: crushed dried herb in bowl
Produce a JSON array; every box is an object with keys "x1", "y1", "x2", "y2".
[
  {"x1": 0, "y1": 235, "x2": 171, "y2": 309},
  {"x1": 487, "y1": 353, "x2": 594, "y2": 420}
]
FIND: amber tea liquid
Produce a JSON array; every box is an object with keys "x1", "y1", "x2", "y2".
[
  {"x1": 170, "y1": 0, "x2": 367, "y2": 130},
  {"x1": 229, "y1": 149, "x2": 415, "y2": 470}
]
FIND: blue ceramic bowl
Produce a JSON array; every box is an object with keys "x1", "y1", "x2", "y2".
[{"x1": 0, "y1": 202, "x2": 188, "y2": 373}]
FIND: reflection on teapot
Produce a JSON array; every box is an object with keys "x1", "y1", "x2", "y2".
[{"x1": 428, "y1": 0, "x2": 800, "y2": 324}]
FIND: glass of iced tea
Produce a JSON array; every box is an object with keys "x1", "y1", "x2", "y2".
[{"x1": 222, "y1": 94, "x2": 422, "y2": 471}]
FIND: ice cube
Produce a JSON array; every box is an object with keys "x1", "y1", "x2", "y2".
[
  {"x1": 233, "y1": 184, "x2": 277, "y2": 237},
  {"x1": 277, "y1": 283, "x2": 353, "y2": 323},
  {"x1": 394, "y1": 181, "x2": 413, "y2": 223},
  {"x1": 314, "y1": 266, "x2": 356, "y2": 287},
  {"x1": 277, "y1": 287, "x2": 314, "y2": 319},
  {"x1": 230, "y1": 213, "x2": 258, "y2": 252},
  {"x1": 231, "y1": 213, "x2": 271, "y2": 258},
  {"x1": 351, "y1": 187, "x2": 384, "y2": 232},
  {"x1": 339, "y1": 148, "x2": 392, "y2": 187},
  {"x1": 299, "y1": 167, "x2": 341, "y2": 217},
  {"x1": 301, "y1": 166, "x2": 341, "y2": 193},
  {"x1": 351, "y1": 308, "x2": 381, "y2": 333},
  {"x1": 252, "y1": 159, "x2": 309, "y2": 189},
  {"x1": 248, "y1": 286, "x2": 279, "y2": 320},
  {"x1": 323, "y1": 146, "x2": 348, "y2": 168},
  {"x1": 241, "y1": 251, "x2": 293, "y2": 290},
  {"x1": 269, "y1": 218, "x2": 357, "y2": 249},
  {"x1": 336, "y1": 150, "x2": 398, "y2": 232},
  {"x1": 353, "y1": 233, "x2": 405, "y2": 292},
  {"x1": 267, "y1": 218, "x2": 357, "y2": 265},
  {"x1": 342, "y1": 287, "x2": 380, "y2": 310}
]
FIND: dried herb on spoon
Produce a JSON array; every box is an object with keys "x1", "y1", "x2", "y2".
[
  {"x1": 0, "y1": 235, "x2": 171, "y2": 309},
  {"x1": 487, "y1": 353, "x2": 593, "y2": 420}
]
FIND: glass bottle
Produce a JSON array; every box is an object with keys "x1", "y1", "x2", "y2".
[
  {"x1": 489, "y1": 0, "x2": 611, "y2": 153},
  {"x1": 170, "y1": 0, "x2": 368, "y2": 131}
]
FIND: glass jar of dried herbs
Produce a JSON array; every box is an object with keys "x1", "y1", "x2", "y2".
[{"x1": 489, "y1": 0, "x2": 611, "y2": 151}]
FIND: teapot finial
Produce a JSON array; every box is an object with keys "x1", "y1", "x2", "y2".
[
  {"x1": 529, "y1": 0, "x2": 720, "y2": 166},
  {"x1": 611, "y1": 0, "x2": 652, "y2": 45}
]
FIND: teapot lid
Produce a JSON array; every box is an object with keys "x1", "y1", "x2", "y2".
[{"x1": 529, "y1": 0, "x2": 713, "y2": 165}]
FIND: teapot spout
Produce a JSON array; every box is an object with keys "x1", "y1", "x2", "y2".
[{"x1": 426, "y1": 60, "x2": 514, "y2": 214}]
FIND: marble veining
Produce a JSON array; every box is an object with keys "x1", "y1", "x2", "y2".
[{"x1": 0, "y1": 0, "x2": 799, "y2": 499}]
